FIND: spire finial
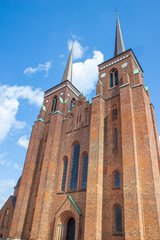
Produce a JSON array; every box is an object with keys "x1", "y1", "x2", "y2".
[
  {"x1": 61, "y1": 43, "x2": 74, "y2": 83},
  {"x1": 114, "y1": 13, "x2": 125, "y2": 57}
]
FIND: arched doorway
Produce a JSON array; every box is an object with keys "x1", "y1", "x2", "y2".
[{"x1": 66, "y1": 218, "x2": 75, "y2": 240}]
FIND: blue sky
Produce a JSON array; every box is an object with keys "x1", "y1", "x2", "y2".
[{"x1": 0, "y1": 0, "x2": 160, "y2": 208}]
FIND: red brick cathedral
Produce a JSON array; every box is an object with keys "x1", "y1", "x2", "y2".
[{"x1": 1, "y1": 14, "x2": 160, "y2": 240}]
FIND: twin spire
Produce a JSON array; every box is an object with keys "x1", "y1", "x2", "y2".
[
  {"x1": 61, "y1": 14, "x2": 125, "y2": 83},
  {"x1": 61, "y1": 43, "x2": 73, "y2": 83},
  {"x1": 114, "y1": 13, "x2": 125, "y2": 56}
]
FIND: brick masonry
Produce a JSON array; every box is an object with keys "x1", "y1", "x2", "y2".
[{"x1": 1, "y1": 49, "x2": 160, "y2": 240}]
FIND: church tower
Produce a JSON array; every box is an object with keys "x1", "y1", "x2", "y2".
[{"x1": 6, "y1": 14, "x2": 160, "y2": 240}]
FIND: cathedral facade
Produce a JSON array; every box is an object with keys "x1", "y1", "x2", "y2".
[{"x1": 0, "y1": 15, "x2": 160, "y2": 240}]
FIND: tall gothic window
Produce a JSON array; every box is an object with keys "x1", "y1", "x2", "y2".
[
  {"x1": 51, "y1": 96, "x2": 58, "y2": 112},
  {"x1": 115, "y1": 71, "x2": 119, "y2": 85},
  {"x1": 81, "y1": 153, "x2": 88, "y2": 189},
  {"x1": 115, "y1": 128, "x2": 118, "y2": 148},
  {"x1": 61, "y1": 158, "x2": 68, "y2": 191},
  {"x1": 110, "y1": 73, "x2": 113, "y2": 88},
  {"x1": 115, "y1": 206, "x2": 122, "y2": 232},
  {"x1": 114, "y1": 171, "x2": 120, "y2": 188},
  {"x1": 70, "y1": 143, "x2": 80, "y2": 190}
]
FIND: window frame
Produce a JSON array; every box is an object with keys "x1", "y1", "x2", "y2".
[
  {"x1": 61, "y1": 157, "x2": 68, "y2": 192},
  {"x1": 69, "y1": 143, "x2": 80, "y2": 190},
  {"x1": 81, "y1": 153, "x2": 88, "y2": 189}
]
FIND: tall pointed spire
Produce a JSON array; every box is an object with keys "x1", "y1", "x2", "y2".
[
  {"x1": 62, "y1": 42, "x2": 74, "y2": 83},
  {"x1": 114, "y1": 13, "x2": 125, "y2": 57}
]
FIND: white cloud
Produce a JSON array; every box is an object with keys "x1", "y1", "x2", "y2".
[
  {"x1": 72, "y1": 50, "x2": 104, "y2": 94},
  {"x1": 68, "y1": 40, "x2": 85, "y2": 60},
  {"x1": 0, "y1": 85, "x2": 43, "y2": 142},
  {"x1": 17, "y1": 135, "x2": 29, "y2": 149},
  {"x1": 14, "y1": 163, "x2": 22, "y2": 171},
  {"x1": 24, "y1": 61, "x2": 52, "y2": 77},
  {"x1": 0, "y1": 153, "x2": 11, "y2": 166},
  {"x1": 71, "y1": 34, "x2": 81, "y2": 40},
  {"x1": 0, "y1": 179, "x2": 16, "y2": 193},
  {"x1": 0, "y1": 179, "x2": 16, "y2": 208},
  {"x1": 59, "y1": 54, "x2": 64, "y2": 58},
  {"x1": 0, "y1": 159, "x2": 5, "y2": 165}
]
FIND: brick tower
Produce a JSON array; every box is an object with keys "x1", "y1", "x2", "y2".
[{"x1": 6, "y1": 14, "x2": 160, "y2": 240}]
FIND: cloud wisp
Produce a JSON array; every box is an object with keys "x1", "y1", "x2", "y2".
[
  {"x1": 0, "y1": 85, "x2": 43, "y2": 142},
  {"x1": 17, "y1": 135, "x2": 29, "y2": 149},
  {"x1": 68, "y1": 40, "x2": 85, "y2": 60},
  {"x1": 0, "y1": 179, "x2": 17, "y2": 208},
  {"x1": 72, "y1": 50, "x2": 104, "y2": 94},
  {"x1": 24, "y1": 61, "x2": 52, "y2": 78}
]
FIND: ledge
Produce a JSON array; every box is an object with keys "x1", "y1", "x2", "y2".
[
  {"x1": 113, "y1": 233, "x2": 123, "y2": 236},
  {"x1": 35, "y1": 118, "x2": 45, "y2": 123},
  {"x1": 51, "y1": 110, "x2": 63, "y2": 116},
  {"x1": 119, "y1": 83, "x2": 130, "y2": 89},
  {"x1": 92, "y1": 94, "x2": 106, "y2": 101}
]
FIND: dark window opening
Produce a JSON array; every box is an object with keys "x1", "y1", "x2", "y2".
[
  {"x1": 113, "y1": 108, "x2": 118, "y2": 116},
  {"x1": 115, "y1": 171, "x2": 120, "y2": 188},
  {"x1": 61, "y1": 158, "x2": 68, "y2": 191},
  {"x1": 66, "y1": 218, "x2": 75, "y2": 240},
  {"x1": 110, "y1": 73, "x2": 113, "y2": 88},
  {"x1": 115, "y1": 206, "x2": 122, "y2": 232},
  {"x1": 81, "y1": 154, "x2": 88, "y2": 189},
  {"x1": 115, "y1": 128, "x2": 118, "y2": 148},
  {"x1": 115, "y1": 71, "x2": 118, "y2": 85},
  {"x1": 70, "y1": 143, "x2": 80, "y2": 190},
  {"x1": 51, "y1": 96, "x2": 58, "y2": 112},
  {"x1": 70, "y1": 98, "x2": 75, "y2": 111}
]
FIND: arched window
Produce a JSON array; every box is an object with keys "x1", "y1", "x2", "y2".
[
  {"x1": 61, "y1": 158, "x2": 68, "y2": 191},
  {"x1": 115, "y1": 71, "x2": 118, "y2": 85},
  {"x1": 113, "y1": 108, "x2": 117, "y2": 116},
  {"x1": 81, "y1": 153, "x2": 88, "y2": 189},
  {"x1": 51, "y1": 96, "x2": 58, "y2": 112},
  {"x1": 70, "y1": 143, "x2": 80, "y2": 190},
  {"x1": 110, "y1": 73, "x2": 113, "y2": 88},
  {"x1": 1, "y1": 208, "x2": 9, "y2": 228},
  {"x1": 66, "y1": 218, "x2": 75, "y2": 240},
  {"x1": 115, "y1": 205, "x2": 122, "y2": 232},
  {"x1": 68, "y1": 114, "x2": 73, "y2": 132},
  {"x1": 115, "y1": 128, "x2": 118, "y2": 148},
  {"x1": 70, "y1": 98, "x2": 75, "y2": 111},
  {"x1": 114, "y1": 171, "x2": 120, "y2": 188}
]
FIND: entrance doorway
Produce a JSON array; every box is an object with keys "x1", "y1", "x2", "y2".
[{"x1": 66, "y1": 218, "x2": 75, "y2": 240}]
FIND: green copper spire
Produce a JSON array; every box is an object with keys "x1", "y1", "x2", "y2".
[{"x1": 114, "y1": 13, "x2": 125, "y2": 57}]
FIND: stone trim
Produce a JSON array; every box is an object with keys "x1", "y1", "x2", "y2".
[{"x1": 35, "y1": 118, "x2": 45, "y2": 123}]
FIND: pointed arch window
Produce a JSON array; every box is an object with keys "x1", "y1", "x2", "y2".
[
  {"x1": 113, "y1": 108, "x2": 117, "y2": 116},
  {"x1": 70, "y1": 98, "x2": 75, "y2": 111},
  {"x1": 115, "y1": 205, "x2": 122, "y2": 232},
  {"x1": 114, "y1": 171, "x2": 120, "y2": 188},
  {"x1": 61, "y1": 158, "x2": 68, "y2": 191},
  {"x1": 1, "y1": 208, "x2": 9, "y2": 228},
  {"x1": 81, "y1": 153, "x2": 88, "y2": 189},
  {"x1": 110, "y1": 73, "x2": 113, "y2": 88},
  {"x1": 115, "y1": 71, "x2": 118, "y2": 85},
  {"x1": 66, "y1": 218, "x2": 75, "y2": 240},
  {"x1": 70, "y1": 143, "x2": 80, "y2": 190},
  {"x1": 115, "y1": 128, "x2": 118, "y2": 148},
  {"x1": 51, "y1": 96, "x2": 58, "y2": 112}
]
